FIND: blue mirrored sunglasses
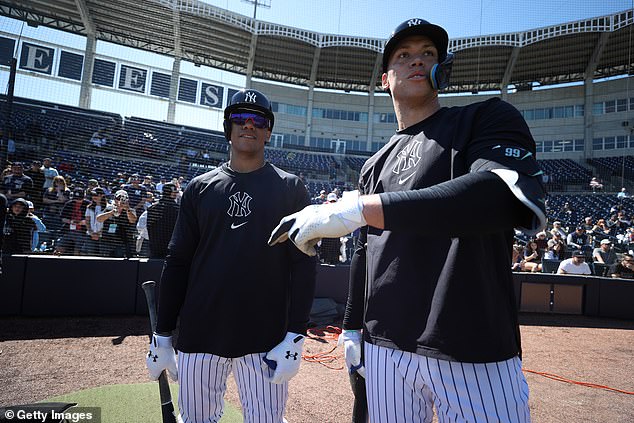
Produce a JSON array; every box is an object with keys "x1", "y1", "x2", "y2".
[{"x1": 229, "y1": 113, "x2": 269, "y2": 129}]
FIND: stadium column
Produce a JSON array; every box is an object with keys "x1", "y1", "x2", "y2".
[
  {"x1": 77, "y1": 0, "x2": 96, "y2": 109},
  {"x1": 245, "y1": 23, "x2": 260, "y2": 89},
  {"x1": 366, "y1": 54, "x2": 382, "y2": 152},
  {"x1": 168, "y1": 6, "x2": 182, "y2": 124},
  {"x1": 168, "y1": 57, "x2": 181, "y2": 123},
  {"x1": 500, "y1": 47, "x2": 520, "y2": 101},
  {"x1": 79, "y1": 33, "x2": 96, "y2": 109},
  {"x1": 583, "y1": 31, "x2": 609, "y2": 159},
  {"x1": 305, "y1": 47, "x2": 322, "y2": 147}
]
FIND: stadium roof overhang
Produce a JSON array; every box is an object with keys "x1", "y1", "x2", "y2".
[{"x1": 0, "y1": 0, "x2": 632, "y2": 93}]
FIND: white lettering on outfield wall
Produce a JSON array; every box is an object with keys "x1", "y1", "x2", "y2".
[
  {"x1": 119, "y1": 65, "x2": 147, "y2": 92},
  {"x1": 20, "y1": 43, "x2": 53, "y2": 74}
]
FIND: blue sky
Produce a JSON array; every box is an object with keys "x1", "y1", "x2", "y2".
[{"x1": 202, "y1": 0, "x2": 633, "y2": 38}]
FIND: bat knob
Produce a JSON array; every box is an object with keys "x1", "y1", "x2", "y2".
[{"x1": 262, "y1": 356, "x2": 277, "y2": 370}]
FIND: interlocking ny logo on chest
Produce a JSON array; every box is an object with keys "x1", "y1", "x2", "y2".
[
  {"x1": 393, "y1": 140, "x2": 422, "y2": 184},
  {"x1": 228, "y1": 192, "x2": 252, "y2": 229}
]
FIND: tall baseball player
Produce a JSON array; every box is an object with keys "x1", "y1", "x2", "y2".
[
  {"x1": 146, "y1": 89, "x2": 317, "y2": 423},
  {"x1": 270, "y1": 19, "x2": 547, "y2": 422}
]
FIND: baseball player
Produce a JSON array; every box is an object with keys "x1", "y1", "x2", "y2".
[
  {"x1": 146, "y1": 89, "x2": 317, "y2": 423},
  {"x1": 269, "y1": 19, "x2": 547, "y2": 422}
]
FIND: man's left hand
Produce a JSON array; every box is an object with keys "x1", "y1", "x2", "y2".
[
  {"x1": 268, "y1": 190, "x2": 366, "y2": 256},
  {"x1": 263, "y1": 332, "x2": 305, "y2": 384}
]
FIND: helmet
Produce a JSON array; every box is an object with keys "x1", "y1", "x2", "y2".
[
  {"x1": 223, "y1": 89, "x2": 275, "y2": 140},
  {"x1": 382, "y1": 18, "x2": 449, "y2": 73}
]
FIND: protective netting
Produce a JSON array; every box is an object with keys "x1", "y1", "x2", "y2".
[{"x1": 0, "y1": 2, "x2": 633, "y2": 261}]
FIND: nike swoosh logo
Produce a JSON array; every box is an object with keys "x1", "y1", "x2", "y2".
[
  {"x1": 398, "y1": 173, "x2": 416, "y2": 184},
  {"x1": 231, "y1": 222, "x2": 248, "y2": 229}
]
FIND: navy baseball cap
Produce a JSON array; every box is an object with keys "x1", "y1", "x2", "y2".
[{"x1": 383, "y1": 18, "x2": 449, "y2": 73}]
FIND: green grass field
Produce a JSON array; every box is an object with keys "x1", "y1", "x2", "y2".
[{"x1": 46, "y1": 383, "x2": 242, "y2": 422}]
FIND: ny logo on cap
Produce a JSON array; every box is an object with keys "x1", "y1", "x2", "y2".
[
  {"x1": 407, "y1": 19, "x2": 422, "y2": 26},
  {"x1": 245, "y1": 92, "x2": 257, "y2": 103}
]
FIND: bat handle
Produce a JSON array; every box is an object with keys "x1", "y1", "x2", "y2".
[{"x1": 142, "y1": 280, "x2": 158, "y2": 332}]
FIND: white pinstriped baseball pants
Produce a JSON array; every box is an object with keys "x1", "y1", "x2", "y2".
[
  {"x1": 177, "y1": 351, "x2": 288, "y2": 423},
  {"x1": 364, "y1": 343, "x2": 531, "y2": 423}
]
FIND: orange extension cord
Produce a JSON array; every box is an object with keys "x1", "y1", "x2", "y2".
[
  {"x1": 523, "y1": 369, "x2": 634, "y2": 395},
  {"x1": 302, "y1": 326, "x2": 344, "y2": 370},
  {"x1": 303, "y1": 326, "x2": 634, "y2": 395}
]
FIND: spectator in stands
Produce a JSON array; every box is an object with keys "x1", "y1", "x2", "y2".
[
  {"x1": 87, "y1": 178, "x2": 100, "y2": 191},
  {"x1": 89, "y1": 129, "x2": 108, "y2": 152},
  {"x1": 6, "y1": 133, "x2": 15, "y2": 163},
  {"x1": 1, "y1": 165, "x2": 11, "y2": 180},
  {"x1": 521, "y1": 240, "x2": 543, "y2": 272},
  {"x1": 617, "y1": 187, "x2": 629, "y2": 200},
  {"x1": 593, "y1": 239, "x2": 617, "y2": 266},
  {"x1": 1, "y1": 162, "x2": 33, "y2": 203},
  {"x1": 26, "y1": 200, "x2": 46, "y2": 252},
  {"x1": 313, "y1": 189, "x2": 327, "y2": 204},
  {"x1": 606, "y1": 213, "x2": 626, "y2": 237},
  {"x1": 142, "y1": 191, "x2": 155, "y2": 211},
  {"x1": 567, "y1": 226, "x2": 591, "y2": 255},
  {"x1": 581, "y1": 216, "x2": 594, "y2": 233},
  {"x1": 123, "y1": 173, "x2": 149, "y2": 214},
  {"x1": 145, "y1": 182, "x2": 180, "y2": 259},
  {"x1": 534, "y1": 230, "x2": 548, "y2": 253},
  {"x1": 83, "y1": 187, "x2": 107, "y2": 256},
  {"x1": 142, "y1": 175, "x2": 155, "y2": 193},
  {"x1": 544, "y1": 232, "x2": 565, "y2": 260},
  {"x1": 624, "y1": 227, "x2": 634, "y2": 247},
  {"x1": 42, "y1": 175, "x2": 71, "y2": 234},
  {"x1": 135, "y1": 209, "x2": 149, "y2": 257},
  {"x1": 511, "y1": 244, "x2": 524, "y2": 271},
  {"x1": 55, "y1": 187, "x2": 89, "y2": 255},
  {"x1": 550, "y1": 221, "x2": 567, "y2": 239},
  {"x1": 24, "y1": 160, "x2": 45, "y2": 211},
  {"x1": 97, "y1": 189, "x2": 137, "y2": 258},
  {"x1": 592, "y1": 218, "x2": 612, "y2": 243},
  {"x1": 610, "y1": 253, "x2": 634, "y2": 279},
  {"x1": 170, "y1": 177, "x2": 184, "y2": 204},
  {"x1": 41, "y1": 158, "x2": 59, "y2": 190},
  {"x1": 615, "y1": 210, "x2": 631, "y2": 231},
  {"x1": 155, "y1": 176, "x2": 167, "y2": 194},
  {"x1": 557, "y1": 250, "x2": 592, "y2": 275},
  {"x1": 3, "y1": 198, "x2": 35, "y2": 254},
  {"x1": 589, "y1": 177, "x2": 603, "y2": 192}
]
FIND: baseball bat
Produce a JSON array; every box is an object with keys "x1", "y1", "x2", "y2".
[{"x1": 142, "y1": 280, "x2": 179, "y2": 423}]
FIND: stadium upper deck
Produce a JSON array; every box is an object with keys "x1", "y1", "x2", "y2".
[{"x1": 0, "y1": 0, "x2": 631, "y2": 93}]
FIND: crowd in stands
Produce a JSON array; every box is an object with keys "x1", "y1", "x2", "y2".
[
  {"x1": 0, "y1": 157, "x2": 189, "y2": 258},
  {"x1": 3, "y1": 96, "x2": 634, "y2": 275},
  {"x1": 0, "y1": 155, "x2": 357, "y2": 264},
  {"x1": 512, "y1": 189, "x2": 634, "y2": 278}
]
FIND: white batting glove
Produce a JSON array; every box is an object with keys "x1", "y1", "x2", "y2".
[
  {"x1": 268, "y1": 190, "x2": 366, "y2": 256},
  {"x1": 146, "y1": 333, "x2": 178, "y2": 381},
  {"x1": 263, "y1": 332, "x2": 305, "y2": 384},
  {"x1": 338, "y1": 330, "x2": 365, "y2": 378}
]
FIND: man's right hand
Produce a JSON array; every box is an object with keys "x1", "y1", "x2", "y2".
[
  {"x1": 146, "y1": 333, "x2": 178, "y2": 381},
  {"x1": 338, "y1": 330, "x2": 365, "y2": 378}
]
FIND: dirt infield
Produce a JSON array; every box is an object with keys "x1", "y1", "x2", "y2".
[{"x1": 0, "y1": 313, "x2": 633, "y2": 422}]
